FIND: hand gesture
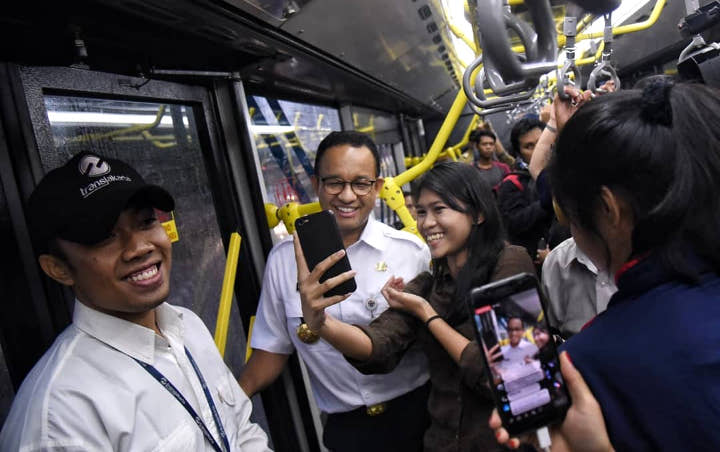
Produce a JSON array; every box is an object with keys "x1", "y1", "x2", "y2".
[
  {"x1": 535, "y1": 246, "x2": 550, "y2": 266},
  {"x1": 381, "y1": 276, "x2": 431, "y2": 319},
  {"x1": 483, "y1": 342, "x2": 503, "y2": 381},
  {"x1": 489, "y1": 352, "x2": 614, "y2": 451},
  {"x1": 554, "y1": 86, "x2": 593, "y2": 132},
  {"x1": 293, "y1": 234, "x2": 356, "y2": 332},
  {"x1": 598, "y1": 80, "x2": 616, "y2": 94},
  {"x1": 485, "y1": 343, "x2": 503, "y2": 363}
]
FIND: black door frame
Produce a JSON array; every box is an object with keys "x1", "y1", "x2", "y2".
[{"x1": 0, "y1": 64, "x2": 318, "y2": 451}]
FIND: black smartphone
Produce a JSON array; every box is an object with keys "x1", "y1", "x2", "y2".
[
  {"x1": 295, "y1": 210, "x2": 357, "y2": 297},
  {"x1": 479, "y1": 312, "x2": 503, "y2": 363},
  {"x1": 469, "y1": 273, "x2": 570, "y2": 436}
]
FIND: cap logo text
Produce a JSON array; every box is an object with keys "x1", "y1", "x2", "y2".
[
  {"x1": 78, "y1": 155, "x2": 110, "y2": 177},
  {"x1": 79, "y1": 175, "x2": 132, "y2": 198}
]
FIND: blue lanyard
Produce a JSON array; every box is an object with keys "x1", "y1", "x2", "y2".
[{"x1": 133, "y1": 347, "x2": 231, "y2": 452}]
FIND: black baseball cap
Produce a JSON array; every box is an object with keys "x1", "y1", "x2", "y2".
[{"x1": 27, "y1": 152, "x2": 174, "y2": 255}]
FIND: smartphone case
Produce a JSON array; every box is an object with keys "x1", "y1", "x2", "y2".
[
  {"x1": 468, "y1": 273, "x2": 570, "y2": 435},
  {"x1": 295, "y1": 210, "x2": 357, "y2": 297}
]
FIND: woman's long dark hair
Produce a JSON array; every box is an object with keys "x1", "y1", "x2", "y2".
[
  {"x1": 550, "y1": 81, "x2": 720, "y2": 281},
  {"x1": 413, "y1": 162, "x2": 506, "y2": 324}
]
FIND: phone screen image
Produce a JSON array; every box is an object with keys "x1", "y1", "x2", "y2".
[{"x1": 470, "y1": 274, "x2": 570, "y2": 434}]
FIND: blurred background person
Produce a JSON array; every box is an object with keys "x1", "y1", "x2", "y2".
[{"x1": 469, "y1": 129, "x2": 510, "y2": 189}]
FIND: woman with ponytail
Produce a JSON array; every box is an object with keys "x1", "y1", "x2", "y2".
[
  {"x1": 295, "y1": 161, "x2": 535, "y2": 451},
  {"x1": 492, "y1": 80, "x2": 720, "y2": 450}
]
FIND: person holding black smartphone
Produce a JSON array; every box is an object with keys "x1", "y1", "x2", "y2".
[
  {"x1": 492, "y1": 80, "x2": 720, "y2": 450},
  {"x1": 239, "y1": 131, "x2": 432, "y2": 452},
  {"x1": 296, "y1": 162, "x2": 535, "y2": 451}
]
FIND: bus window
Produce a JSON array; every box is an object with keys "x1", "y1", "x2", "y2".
[
  {"x1": 246, "y1": 95, "x2": 341, "y2": 242},
  {"x1": 42, "y1": 96, "x2": 228, "y2": 323}
]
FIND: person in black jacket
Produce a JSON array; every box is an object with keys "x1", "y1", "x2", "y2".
[{"x1": 496, "y1": 116, "x2": 552, "y2": 259}]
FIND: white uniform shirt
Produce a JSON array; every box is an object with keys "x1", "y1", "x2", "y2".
[
  {"x1": 500, "y1": 340, "x2": 539, "y2": 365},
  {"x1": 0, "y1": 301, "x2": 270, "y2": 452},
  {"x1": 251, "y1": 219, "x2": 431, "y2": 413},
  {"x1": 541, "y1": 238, "x2": 618, "y2": 336}
]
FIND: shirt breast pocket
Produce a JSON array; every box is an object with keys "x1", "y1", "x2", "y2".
[{"x1": 215, "y1": 376, "x2": 236, "y2": 408}]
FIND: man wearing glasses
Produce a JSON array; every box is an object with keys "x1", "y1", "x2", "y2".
[
  {"x1": 500, "y1": 317, "x2": 538, "y2": 365},
  {"x1": 240, "y1": 131, "x2": 431, "y2": 451}
]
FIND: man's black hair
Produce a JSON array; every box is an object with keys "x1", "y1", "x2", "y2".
[
  {"x1": 314, "y1": 131, "x2": 380, "y2": 177},
  {"x1": 469, "y1": 129, "x2": 496, "y2": 143},
  {"x1": 510, "y1": 117, "x2": 545, "y2": 157},
  {"x1": 550, "y1": 81, "x2": 720, "y2": 281},
  {"x1": 507, "y1": 316, "x2": 525, "y2": 328},
  {"x1": 413, "y1": 162, "x2": 506, "y2": 325}
]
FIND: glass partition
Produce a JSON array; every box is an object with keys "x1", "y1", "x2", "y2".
[
  {"x1": 42, "y1": 96, "x2": 227, "y2": 321},
  {"x1": 350, "y1": 106, "x2": 401, "y2": 145},
  {"x1": 246, "y1": 95, "x2": 341, "y2": 241}
]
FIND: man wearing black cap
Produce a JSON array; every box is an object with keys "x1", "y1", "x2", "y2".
[{"x1": 0, "y1": 152, "x2": 270, "y2": 451}]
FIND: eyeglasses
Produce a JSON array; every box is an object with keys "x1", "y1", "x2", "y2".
[{"x1": 320, "y1": 177, "x2": 377, "y2": 196}]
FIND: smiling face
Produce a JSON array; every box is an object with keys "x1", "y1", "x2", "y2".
[
  {"x1": 507, "y1": 317, "x2": 524, "y2": 347},
  {"x1": 312, "y1": 144, "x2": 382, "y2": 247},
  {"x1": 415, "y1": 188, "x2": 474, "y2": 275},
  {"x1": 533, "y1": 327, "x2": 549, "y2": 349},
  {"x1": 51, "y1": 206, "x2": 171, "y2": 327}
]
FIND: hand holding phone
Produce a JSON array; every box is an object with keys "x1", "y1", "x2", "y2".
[
  {"x1": 469, "y1": 273, "x2": 571, "y2": 436},
  {"x1": 294, "y1": 211, "x2": 357, "y2": 331},
  {"x1": 489, "y1": 352, "x2": 613, "y2": 451}
]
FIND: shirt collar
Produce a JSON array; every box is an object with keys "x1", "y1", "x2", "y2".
[
  {"x1": 610, "y1": 250, "x2": 711, "y2": 307},
  {"x1": 350, "y1": 218, "x2": 388, "y2": 252},
  {"x1": 558, "y1": 240, "x2": 599, "y2": 275},
  {"x1": 72, "y1": 301, "x2": 184, "y2": 364}
]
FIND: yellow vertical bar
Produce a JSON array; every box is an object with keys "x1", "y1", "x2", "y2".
[
  {"x1": 214, "y1": 232, "x2": 242, "y2": 357},
  {"x1": 394, "y1": 88, "x2": 468, "y2": 187},
  {"x1": 245, "y1": 316, "x2": 256, "y2": 363}
]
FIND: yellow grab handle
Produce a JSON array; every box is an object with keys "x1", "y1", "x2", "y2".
[
  {"x1": 245, "y1": 316, "x2": 256, "y2": 363},
  {"x1": 214, "y1": 232, "x2": 242, "y2": 357}
]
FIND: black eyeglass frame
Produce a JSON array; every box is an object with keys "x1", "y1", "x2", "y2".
[{"x1": 319, "y1": 177, "x2": 378, "y2": 195}]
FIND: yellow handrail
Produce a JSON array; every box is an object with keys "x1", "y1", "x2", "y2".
[
  {"x1": 511, "y1": 0, "x2": 666, "y2": 52},
  {"x1": 447, "y1": 114, "x2": 480, "y2": 155},
  {"x1": 245, "y1": 316, "x2": 256, "y2": 363},
  {"x1": 395, "y1": 89, "x2": 468, "y2": 187},
  {"x1": 450, "y1": 22, "x2": 476, "y2": 51},
  {"x1": 214, "y1": 232, "x2": 242, "y2": 357},
  {"x1": 264, "y1": 90, "x2": 469, "y2": 237},
  {"x1": 407, "y1": 114, "x2": 479, "y2": 168},
  {"x1": 378, "y1": 89, "x2": 469, "y2": 237},
  {"x1": 265, "y1": 201, "x2": 322, "y2": 234},
  {"x1": 577, "y1": 0, "x2": 666, "y2": 41},
  {"x1": 453, "y1": 1, "x2": 666, "y2": 61},
  {"x1": 576, "y1": 41, "x2": 605, "y2": 66}
]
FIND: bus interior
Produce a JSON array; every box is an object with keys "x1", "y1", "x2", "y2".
[{"x1": 1, "y1": 0, "x2": 719, "y2": 450}]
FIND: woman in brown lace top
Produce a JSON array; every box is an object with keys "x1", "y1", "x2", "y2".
[{"x1": 295, "y1": 162, "x2": 535, "y2": 451}]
